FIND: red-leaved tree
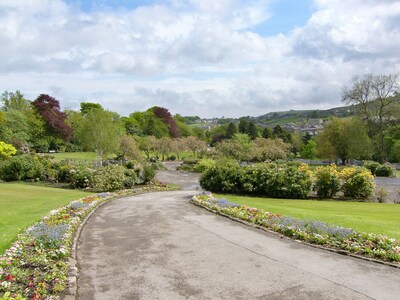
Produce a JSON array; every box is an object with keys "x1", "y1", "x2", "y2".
[
  {"x1": 152, "y1": 106, "x2": 180, "y2": 138},
  {"x1": 32, "y1": 94, "x2": 72, "y2": 141}
]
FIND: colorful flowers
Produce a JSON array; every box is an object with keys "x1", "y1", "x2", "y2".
[
  {"x1": 192, "y1": 193, "x2": 400, "y2": 263},
  {"x1": 0, "y1": 184, "x2": 179, "y2": 299}
]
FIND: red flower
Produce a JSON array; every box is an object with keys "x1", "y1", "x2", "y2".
[{"x1": 5, "y1": 274, "x2": 14, "y2": 281}]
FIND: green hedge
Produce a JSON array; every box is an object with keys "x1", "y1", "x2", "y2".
[
  {"x1": 200, "y1": 162, "x2": 312, "y2": 199},
  {"x1": 200, "y1": 162, "x2": 375, "y2": 200}
]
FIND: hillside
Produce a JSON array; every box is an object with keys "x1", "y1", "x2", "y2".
[{"x1": 254, "y1": 105, "x2": 355, "y2": 126}]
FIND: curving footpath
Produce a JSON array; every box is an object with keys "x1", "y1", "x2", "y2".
[{"x1": 76, "y1": 189, "x2": 400, "y2": 299}]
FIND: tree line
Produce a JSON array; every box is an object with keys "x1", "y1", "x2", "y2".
[{"x1": 1, "y1": 73, "x2": 399, "y2": 163}]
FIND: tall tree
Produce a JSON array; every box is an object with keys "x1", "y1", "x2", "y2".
[
  {"x1": 262, "y1": 127, "x2": 272, "y2": 139},
  {"x1": 342, "y1": 73, "x2": 400, "y2": 162},
  {"x1": 32, "y1": 94, "x2": 72, "y2": 141},
  {"x1": 152, "y1": 106, "x2": 180, "y2": 138},
  {"x1": 247, "y1": 122, "x2": 258, "y2": 140},
  {"x1": 238, "y1": 118, "x2": 249, "y2": 134},
  {"x1": 183, "y1": 136, "x2": 207, "y2": 157},
  {"x1": 1, "y1": 90, "x2": 30, "y2": 112},
  {"x1": 225, "y1": 122, "x2": 237, "y2": 139},
  {"x1": 76, "y1": 108, "x2": 122, "y2": 159},
  {"x1": 272, "y1": 125, "x2": 292, "y2": 143},
  {"x1": 316, "y1": 118, "x2": 372, "y2": 164},
  {"x1": 80, "y1": 102, "x2": 103, "y2": 116}
]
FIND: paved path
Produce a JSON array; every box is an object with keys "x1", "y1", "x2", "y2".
[{"x1": 76, "y1": 191, "x2": 400, "y2": 299}]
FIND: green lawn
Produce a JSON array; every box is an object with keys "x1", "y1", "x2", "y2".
[
  {"x1": 45, "y1": 152, "x2": 100, "y2": 162},
  {"x1": 0, "y1": 183, "x2": 91, "y2": 254},
  {"x1": 215, "y1": 194, "x2": 400, "y2": 240},
  {"x1": 397, "y1": 169, "x2": 400, "y2": 178}
]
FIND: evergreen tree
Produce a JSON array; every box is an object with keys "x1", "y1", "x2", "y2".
[
  {"x1": 226, "y1": 122, "x2": 237, "y2": 139},
  {"x1": 248, "y1": 122, "x2": 258, "y2": 140},
  {"x1": 262, "y1": 127, "x2": 272, "y2": 139}
]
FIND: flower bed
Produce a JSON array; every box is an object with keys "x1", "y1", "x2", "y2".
[
  {"x1": 191, "y1": 193, "x2": 400, "y2": 264},
  {"x1": 0, "y1": 184, "x2": 179, "y2": 300}
]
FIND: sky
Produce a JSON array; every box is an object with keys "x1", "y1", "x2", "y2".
[{"x1": 0, "y1": 0, "x2": 399, "y2": 118}]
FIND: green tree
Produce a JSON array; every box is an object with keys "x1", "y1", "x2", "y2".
[
  {"x1": 300, "y1": 140, "x2": 317, "y2": 159},
  {"x1": 262, "y1": 127, "x2": 272, "y2": 139},
  {"x1": 342, "y1": 73, "x2": 400, "y2": 162},
  {"x1": 136, "y1": 136, "x2": 156, "y2": 160},
  {"x1": 1, "y1": 90, "x2": 30, "y2": 112},
  {"x1": 76, "y1": 108, "x2": 122, "y2": 159},
  {"x1": 250, "y1": 138, "x2": 291, "y2": 161},
  {"x1": 247, "y1": 122, "x2": 258, "y2": 140},
  {"x1": 225, "y1": 122, "x2": 237, "y2": 139},
  {"x1": 118, "y1": 135, "x2": 142, "y2": 160},
  {"x1": 273, "y1": 125, "x2": 292, "y2": 143},
  {"x1": 215, "y1": 139, "x2": 244, "y2": 161},
  {"x1": 238, "y1": 118, "x2": 250, "y2": 134},
  {"x1": 2, "y1": 110, "x2": 31, "y2": 147},
  {"x1": 175, "y1": 120, "x2": 193, "y2": 137},
  {"x1": 183, "y1": 136, "x2": 207, "y2": 157},
  {"x1": 316, "y1": 118, "x2": 372, "y2": 164},
  {"x1": 80, "y1": 102, "x2": 103, "y2": 116}
]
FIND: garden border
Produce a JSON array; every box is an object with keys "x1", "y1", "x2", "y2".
[{"x1": 189, "y1": 200, "x2": 400, "y2": 270}]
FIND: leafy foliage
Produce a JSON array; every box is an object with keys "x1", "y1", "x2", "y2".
[
  {"x1": 32, "y1": 94, "x2": 72, "y2": 141},
  {"x1": 339, "y1": 167, "x2": 375, "y2": 199},
  {"x1": 316, "y1": 117, "x2": 372, "y2": 163},
  {"x1": 75, "y1": 108, "x2": 122, "y2": 158},
  {"x1": 152, "y1": 106, "x2": 180, "y2": 138},
  {"x1": 200, "y1": 162, "x2": 312, "y2": 199},
  {"x1": 0, "y1": 155, "x2": 54, "y2": 181},
  {"x1": 313, "y1": 164, "x2": 341, "y2": 198},
  {"x1": 0, "y1": 141, "x2": 17, "y2": 159}
]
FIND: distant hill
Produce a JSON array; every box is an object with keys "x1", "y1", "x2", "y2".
[{"x1": 254, "y1": 105, "x2": 355, "y2": 126}]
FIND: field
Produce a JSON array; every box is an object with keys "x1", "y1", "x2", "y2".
[
  {"x1": 0, "y1": 183, "x2": 91, "y2": 254},
  {"x1": 215, "y1": 194, "x2": 400, "y2": 240}
]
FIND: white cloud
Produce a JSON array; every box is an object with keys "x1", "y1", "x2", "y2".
[{"x1": 0, "y1": 0, "x2": 399, "y2": 117}]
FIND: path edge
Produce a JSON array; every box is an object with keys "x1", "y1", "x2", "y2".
[{"x1": 189, "y1": 200, "x2": 400, "y2": 270}]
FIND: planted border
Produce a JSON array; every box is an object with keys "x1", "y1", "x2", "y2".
[
  {"x1": 0, "y1": 185, "x2": 179, "y2": 300},
  {"x1": 191, "y1": 193, "x2": 400, "y2": 265}
]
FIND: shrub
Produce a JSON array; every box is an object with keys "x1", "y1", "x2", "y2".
[
  {"x1": 339, "y1": 167, "x2": 375, "y2": 200},
  {"x1": 123, "y1": 169, "x2": 137, "y2": 188},
  {"x1": 200, "y1": 162, "x2": 312, "y2": 199},
  {"x1": 91, "y1": 165, "x2": 129, "y2": 192},
  {"x1": 200, "y1": 160, "x2": 243, "y2": 194},
  {"x1": 375, "y1": 163, "x2": 395, "y2": 177},
  {"x1": 125, "y1": 160, "x2": 136, "y2": 169},
  {"x1": 68, "y1": 165, "x2": 95, "y2": 189},
  {"x1": 313, "y1": 164, "x2": 341, "y2": 198},
  {"x1": 0, "y1": 141, "x2": 17, "y2": 159},
  {"x1": 0, "y1": 155, "x2": 50, "y2": 181},
  {"x1": 193, "y1": 159, "x2": 216, "y2": 173},
  {"x1": 55, "y1": 163, "x2": 74, "y2": 182},
  {"x1": 141, "y1": 164, "x2": 156, "y2": 183},
  {"x1": 363, "y1": 161, "x2": 395, "y2": 177},
  {"x1": 363, "y1": 161, "x2": 379, "y2": 175}
]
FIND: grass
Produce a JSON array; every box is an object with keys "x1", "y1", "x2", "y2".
[
  {"x1": 0, "y1": 183, "x2": 91, "y2": 254},
  {"x1": 215, "y1": 194, "x2": 400, "y2": 240},
  {"x1": 44, "y1": 152, "x2": 101, "y2": 162},
  {"x1": 397, "y1": 169, "x2": 400, "y2": 178},
  {"x1": 263, "y1": 117, "x2": 300, "y2": 126}
]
